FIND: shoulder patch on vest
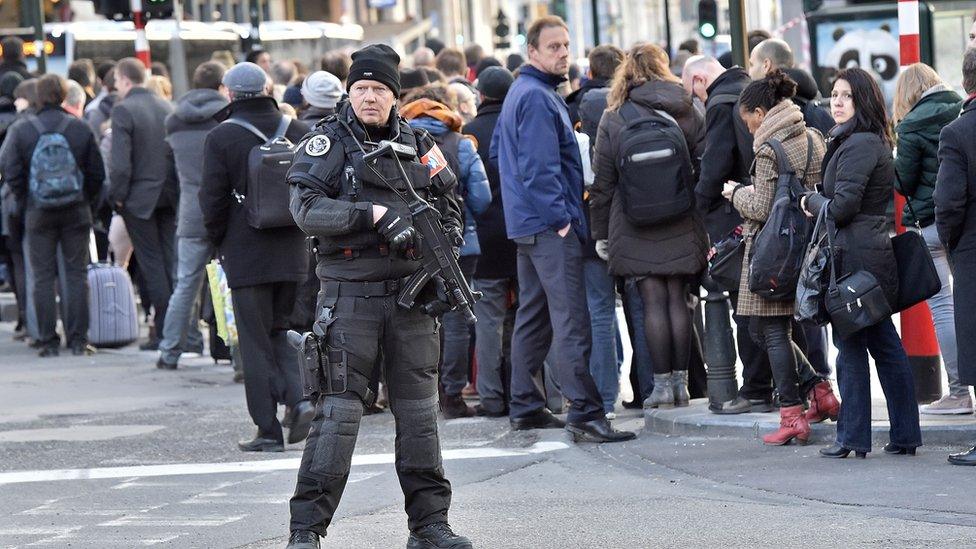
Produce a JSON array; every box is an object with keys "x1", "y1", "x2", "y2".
[{"x1": 305, "y1": 135, "x2": 331, "y2": 156}]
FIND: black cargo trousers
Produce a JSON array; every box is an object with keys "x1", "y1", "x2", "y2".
[{"x1": 289, "y1": 284, "x2": 452, "y2": 536}]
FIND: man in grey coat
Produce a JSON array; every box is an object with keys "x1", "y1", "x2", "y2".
[
  {"x1": 157, "y1": 62, "x2": 229, "y2": 369},
  {"x1": 109, "y1": 57, "x2": 178, "y2": 350}
]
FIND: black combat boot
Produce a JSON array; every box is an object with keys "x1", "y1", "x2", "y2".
[
  {"x1": 406, "y1": 522, "x2": 473, "y2": 549},
  {"x1": 441, "y1": 394, "x2": 474, "y2": 419},
  {"x1": 286, "y1": 530, "x2": 320, "y2": 549}
]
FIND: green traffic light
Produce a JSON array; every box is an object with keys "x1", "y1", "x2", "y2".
[{"x1": 700, "y1": 22, "x2": 716, "y2": 38}]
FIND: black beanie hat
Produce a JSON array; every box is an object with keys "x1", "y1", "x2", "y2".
[{"x1": 348, "y1": 44, "x2": 401, "y2": 97}]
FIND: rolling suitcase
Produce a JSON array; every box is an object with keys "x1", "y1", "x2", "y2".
[{"x1": 87, "y1": 263, "x2": 140, "y2": 348}]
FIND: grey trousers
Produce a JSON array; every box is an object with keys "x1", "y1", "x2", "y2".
[
  {"x1": 473, "y1": 277, "x2": 515, "y2": 414},
  {"x1": 509, "y1": 229, "x2": 604, "y2": 424}
]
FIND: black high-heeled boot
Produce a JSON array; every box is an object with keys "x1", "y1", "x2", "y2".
[
  {"x1": 883, "y1": 443, "x2": 917, "y2": 455},
  {"x1": 819, "y1": 443, "x2": 867, "y2": 459}
]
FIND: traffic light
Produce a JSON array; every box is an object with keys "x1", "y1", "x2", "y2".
[
  {"x1": 96, "y1": 0, "x2": 130, "y2": 20},
  {"x1": 494, "y1": 9, "x2": 510, "y2": 49},
  {"x1": 95, "y1": 0, "x2": 172, "y2": 20},
  {"x1": 144, "y1": 0, "x2": 173, "y2": 19},
  {"x1": 698, "y1": 0, "x2": 718, "y2": 39}
]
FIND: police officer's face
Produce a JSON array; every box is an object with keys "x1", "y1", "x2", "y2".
[{"x1": 350, "y1": 80, "x2": 396, "y2": 126}]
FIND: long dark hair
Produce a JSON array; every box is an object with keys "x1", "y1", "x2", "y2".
[
  {"x1": 834, "y1": 67, "x2": 892, "y2": 146},
  {"x1": 739, "y1": 69, "x2": 797, "y2": 112}
]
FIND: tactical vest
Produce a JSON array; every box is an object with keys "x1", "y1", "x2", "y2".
[{"x1": 315, "y1": 116, "x2": 434, "y2": 258}]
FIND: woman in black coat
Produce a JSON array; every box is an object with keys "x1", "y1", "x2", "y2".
[
  {"x1": 934, "y1": 49, "x2": 976, "y2": 465},
  {"x1": 801, "y1": 68, "x2": 922, "y2": 459},
  {"x1": 590, "y1": 43, "x2": 707, "y2": 410}
]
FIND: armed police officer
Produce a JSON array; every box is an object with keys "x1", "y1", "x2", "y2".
[{"x1": 284, "y1": 45, "x2": 472, "y2": 549}]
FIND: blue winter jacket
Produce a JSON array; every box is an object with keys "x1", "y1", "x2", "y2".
[
  {"x1": 408, "y1": 116, "x2": 491, "y2": 256},
  {"x1": 489, "y1": 64, "x2": 587, "y2": 240}
]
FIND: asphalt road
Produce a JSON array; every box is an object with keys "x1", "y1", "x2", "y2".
[{"x1": 1, "y1": 321, "x2": 975, "y2": 549}]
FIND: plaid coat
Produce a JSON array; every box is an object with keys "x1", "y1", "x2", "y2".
[{"x1": 731, "y1": 101, "x2": 825, "y2": 317}]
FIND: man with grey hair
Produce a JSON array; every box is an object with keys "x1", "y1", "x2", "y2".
[
  {"x1": 748, "y1": 38, "x2": 834, "y2": 134},
  {"x1": 412, "y1": 46, "x2": 435, "y2": 68},
  {"x1": 937, "y1": 47, "x2": 976, "y2": 466},
  {"x1": 683, "y1": 54, "x2": 776, "y2": 416},
  {"x1": 747, "y1": 38, "x2": 794, "y2": 79},
  {"x1": 62, "y1": 79, "x2": 87, "y2": 118},
  {"x1": 199, "y1": 62, "x2": 312, "y2": 452}
]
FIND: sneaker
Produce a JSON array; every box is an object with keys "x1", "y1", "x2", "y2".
[
  {"x1": 920, "y1": 394, "x2": 974, "y2": 415},
  {"x1": 605, "y1": 411, "x2": 617, "y2": 420}
]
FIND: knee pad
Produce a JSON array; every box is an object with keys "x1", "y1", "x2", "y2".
[
  {"x1": 390, "y1": 395, "x2": 442, "y2": 471},
  {"x1": 305, "y1": 395, "x2": 365, "y2": 479}
]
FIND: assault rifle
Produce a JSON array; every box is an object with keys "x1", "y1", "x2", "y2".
[{"x1": 362, "y1": 140, "x2": 481, "y2": 324}]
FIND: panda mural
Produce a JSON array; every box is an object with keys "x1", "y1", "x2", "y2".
[{"x1": 816, "y1": 20, "x2": 901, "y2": 107}]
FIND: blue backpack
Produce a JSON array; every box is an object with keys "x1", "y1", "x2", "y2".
[{"x1": 28, "y1": 116, "x2": 84, "y2": 209}]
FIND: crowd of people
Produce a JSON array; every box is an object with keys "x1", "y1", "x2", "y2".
[{"x1": 0, "y1": 8, "x2": 975, "y2": 495}]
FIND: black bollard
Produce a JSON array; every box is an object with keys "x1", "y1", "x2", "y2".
[{"x1": 701, "y1": 275, "x2": 739, "y2": 407}]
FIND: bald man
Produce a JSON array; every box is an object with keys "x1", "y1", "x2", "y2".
[
  {"x1": 748, "y1": 38, "x2": 834, "y2": 134},
  {"x1": 683, "y1": 55, "x2": 775, "y2": 416}
]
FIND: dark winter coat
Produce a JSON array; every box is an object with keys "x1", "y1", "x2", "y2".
[
  {"x1": 0, "y1": 105, "x2": 105, "y2": 209},
  {"x1": 199, "y1": 96, "x2": 309, "y2": 289},
  {"x1": 165, "y1": 88, "x2": 228, "y2": 238},
  {"x1": 490, "y1": 64, "x2": 588, "y2": 240},
  {"x1": 463, "y1": 101, "x2": 517, "y2": 279},
  {"x1": 299, "y1": 105, "x2": 335, "y2": 124},
  {"x1": 696, "y1": 67, "x2": 753, "y2": 243},
  {"x1": 565, "y1": 77, "x2": 609, "y2": 131},
  {"x1": 934, "y1": 96, "x2": 976, "y2": 385},
  {"x1": 894, "y1": 86, "x2": 963, "y2": 228},
  {"x1": 805, "y1": 123, "x2": 899, "y2": 308},
  {"x1": 567, "y1": 78, "x2": 610, "y2": 260},
  {"x1": 590, "y1": 79, "x2": 708, "y2": 277},
  {"x1": 109, "y1": 87, "x2": 177, "y2": 220},
  {"x1": 0, "y1": 61, "x2": 32, "y2": 81}
]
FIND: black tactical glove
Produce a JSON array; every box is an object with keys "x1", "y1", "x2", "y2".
[
  {"x1": 420, "y1": 276, "x2": 454, "y2": 317},
  {"x1": 376, "y1": 209, "x2": 417, "y2": 256}
]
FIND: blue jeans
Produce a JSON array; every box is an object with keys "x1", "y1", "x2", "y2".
[
  {"x1": 158, "y1": 237, "x2": 209, "y2": 365},
  {"x1": 921, "y1": 225, "x2": 966, "y2": 398},
  {"x1": 583, "y1": 257, "x2": 619, "y2": 413},
  {"x1": 834, "y1": 317, "x2": 922, "y2": 453},
  {"x1": 624, "y1": 278, "x2": 655, "y2": 399}
]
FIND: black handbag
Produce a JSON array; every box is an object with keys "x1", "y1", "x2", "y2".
[
  {"x1": 708, "y1": 226, "x2": 745, "y2": 292},
  {"x1": 891, "y1": 180, "x2": 942, "y2": 312},
  {"x1": 823, "y1": 212, "x2": 892, "y2": 339},
  {"x1": 794, "y1": 202, "x2": 831, "y2": 325}
]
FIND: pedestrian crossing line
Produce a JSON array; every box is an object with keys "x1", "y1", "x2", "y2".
[{"x1": 0, "y1": 441, "x2": 568, "y2": 486}]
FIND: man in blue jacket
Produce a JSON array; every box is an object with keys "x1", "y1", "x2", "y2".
[{"x1": 490, "y1": 15, "x2": 633, "y2": 443}]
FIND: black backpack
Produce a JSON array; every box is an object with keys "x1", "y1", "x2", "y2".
[
  {"x1": 223, "y1": 116, "x2": 296, "y2": 230},
  {"x1": 794, "y1": 96, "x2": 834, "y2": 135},
  {"x1": 747, "y1": 135, "x2": 813, "y2": 301},
  {"x1": 616, "y1": 102, "x2": 694, "y2": 227}
]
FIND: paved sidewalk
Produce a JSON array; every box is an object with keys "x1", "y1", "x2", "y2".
[{"x1": 646, "y1": 399, "x2": 976, "y2": 446}]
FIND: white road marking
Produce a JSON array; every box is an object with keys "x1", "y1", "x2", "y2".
[
  {"x1": 99, "y1": 515, "x2": 246, "y2": 527},
  {"x1": 0, "y1": 441, "x2": 568, "y2": 486},
  {"x1": 0, "y1": 425, "x2": 164, "y2": 442}
]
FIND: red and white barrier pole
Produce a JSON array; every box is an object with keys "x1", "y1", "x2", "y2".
[
  {"x1": 131, "y1": 0, "x2": 151, "y2": 68},
  {"x1": 897, "y1": 0, "x2": 942, "y2": 403}
]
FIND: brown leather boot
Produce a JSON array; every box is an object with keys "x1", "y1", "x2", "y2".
[
  {"x1": 762, "y1": 405, "x2": 810, "y2": 446},
  {"x1": 805, "y1": 380, "x2": 841, "y2": 423}
]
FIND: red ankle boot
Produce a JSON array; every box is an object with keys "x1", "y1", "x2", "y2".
[
  {"x1": 762, "y1": 405, "x2": 810, "y2": 446},
  {"x1": 805, "y1": 380, "x2": 840, "y2": 423}
]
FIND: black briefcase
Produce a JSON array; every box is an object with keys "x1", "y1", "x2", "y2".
[{"x1": 708, "y1": 227, "x2": 745, "y2": 292}]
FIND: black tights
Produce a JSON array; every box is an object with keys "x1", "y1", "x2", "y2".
[{"x1": 638, "y1": 275, "x2": 691, "y2": 375}]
